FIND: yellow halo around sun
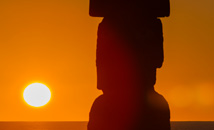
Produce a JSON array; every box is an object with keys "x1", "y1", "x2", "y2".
[{"x1": 23, "y1": 83, "x2": 51, "y2": 107}]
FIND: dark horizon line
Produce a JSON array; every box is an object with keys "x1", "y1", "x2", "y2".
[{"x1": 0, "y1": 121, "x2": 214, "y2": 122}]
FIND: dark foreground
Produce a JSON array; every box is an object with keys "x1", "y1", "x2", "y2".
[{"x1": 0, "y1": 121, "x2": 214, "y2": 130}]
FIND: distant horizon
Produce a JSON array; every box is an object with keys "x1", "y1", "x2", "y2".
[
  {"x1": 1, "y1": 121, "x2": 214, "y2": 130},
  {"x1": 1, "y1": 121, "x2": 214, "y2": 122}
]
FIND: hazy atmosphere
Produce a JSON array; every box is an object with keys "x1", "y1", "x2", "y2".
[{"x1": 0, "y1": 0, "x2": 213, "y2": 121}]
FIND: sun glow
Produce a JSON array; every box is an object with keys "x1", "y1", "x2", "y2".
[{"x1": 23, "y1": 83, "x2": 51, "y2": 107}]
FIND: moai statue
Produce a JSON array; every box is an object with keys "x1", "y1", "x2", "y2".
[{"x1": 88, "y1": 0, "x2": 171, "y2": 129}]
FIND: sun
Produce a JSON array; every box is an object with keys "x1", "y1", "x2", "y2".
[{"x1": 23, "y1": 83, "x2": 51, "y2": 107}]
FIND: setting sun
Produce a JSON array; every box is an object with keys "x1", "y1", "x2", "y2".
[{"x1": 23, "y1": 83, "x2": 51, "y2": 107}]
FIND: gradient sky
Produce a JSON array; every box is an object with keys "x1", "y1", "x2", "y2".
[{"x1": 0, "y1": 0, "x2": 213, "y2": 121}]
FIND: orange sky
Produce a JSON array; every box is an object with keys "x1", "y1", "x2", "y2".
[{"x1": 0, "y1": 0, "x2": 213, "y2": 121}]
